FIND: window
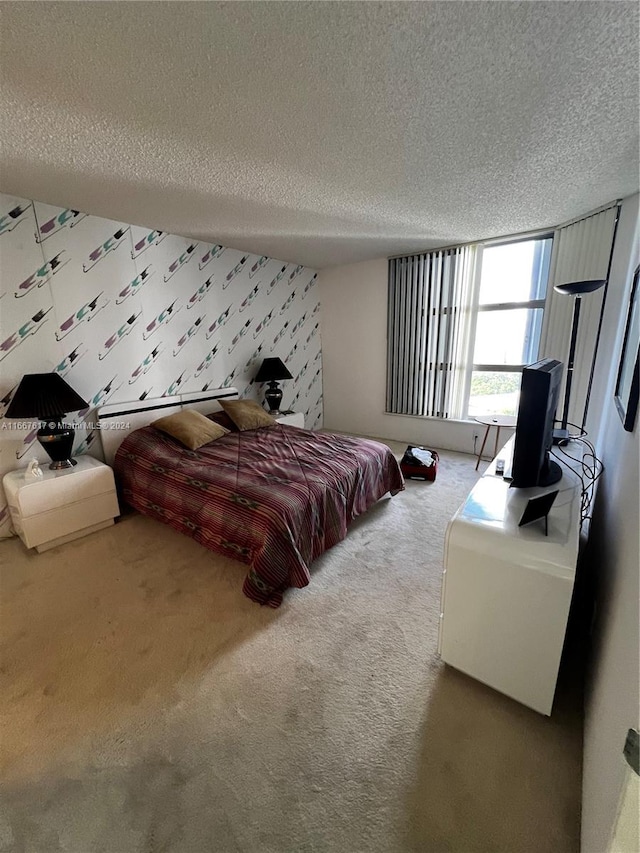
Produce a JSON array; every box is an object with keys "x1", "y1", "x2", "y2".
[
  {"x1": 387, "y1": 210, "x2": 618, "y2": 425},
  {"x1": 465, "y1": 236, "x2": 553, "y2": 418}
]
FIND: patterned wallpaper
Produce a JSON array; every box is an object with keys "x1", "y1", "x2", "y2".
[{"x1": 0, "y1": 192, "x2": 322, "y2": 538}]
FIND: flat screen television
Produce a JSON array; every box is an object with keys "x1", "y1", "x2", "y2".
[{"x1": 509, "y1": 358, "x2": 563, "y2": 488}]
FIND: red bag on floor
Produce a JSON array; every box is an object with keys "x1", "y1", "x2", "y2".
[{"x1": 400, "y1": 446, "x2": 439, "y2": 481}]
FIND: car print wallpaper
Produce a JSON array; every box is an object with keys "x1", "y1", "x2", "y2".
[{"x1": 0, "y1": 192, "x2": 322, "y2": 538}]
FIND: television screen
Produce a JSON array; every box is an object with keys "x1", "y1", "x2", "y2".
[{"x1": 510, "y1": 359, "x2": 563, "y2": 488}]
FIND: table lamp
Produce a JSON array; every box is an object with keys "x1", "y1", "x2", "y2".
[
  {"x1": 254, "y1": 357, "x2": 293, "y2": 413},
  {"x1": 5, "y1": 373, "x2": 89, "y2": 469}
]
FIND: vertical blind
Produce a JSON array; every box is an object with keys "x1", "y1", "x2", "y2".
[
  {"x1": 386, "y1": 245, "x2": 476, "y2": 419},
  {"x1": 539, "y1": 204, "x2": 620, "y2": 430}
]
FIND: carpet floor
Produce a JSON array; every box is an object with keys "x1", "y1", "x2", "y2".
[{"x1": 0, "y1": 442, "x2": 583, "y2": 853}]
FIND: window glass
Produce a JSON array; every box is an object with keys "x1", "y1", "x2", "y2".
[
  {"x1": 478, "y1": 238, "x2": 552, "y2": 305},
  {"x1": 466, "y1": 235, "x2": 552, "y2": 418},
  {"x1": 472, "y1": 308, "x2": 544, "y2": 365},
  {"x1": 467, "y1": 371, "x2": 521, "y2": 417}
]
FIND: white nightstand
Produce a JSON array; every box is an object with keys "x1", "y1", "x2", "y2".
[
  {"x1": 3, "y1": 456, "x2": 120, "y2": 552},
  {"x1": 275, "y1": 411, "x2": 305, "y2": 428}
]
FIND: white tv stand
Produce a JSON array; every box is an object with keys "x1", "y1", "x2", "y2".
[{"x1": 438, "y1": 437, "x2": 582, "y2": 715}]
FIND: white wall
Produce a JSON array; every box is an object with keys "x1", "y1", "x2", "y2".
[
  {"x1": 318, "y1": 259, "x2": 494, "y2": 454},
  {"x1": 581, "y1": 193, "x2": 639, "y2": 853}
]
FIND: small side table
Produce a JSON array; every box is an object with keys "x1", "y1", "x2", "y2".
[
  {"x1": 275, "y1": 411, "x2": 305, "y2": 428},
  {"x1": 3, "y1": 456, "x2": 120, "y2": 552},
  {"x1": 474, "y1": 415, "x2": 517, "y2": 470}
]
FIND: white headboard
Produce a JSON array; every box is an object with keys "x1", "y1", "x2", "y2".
[{"x1": 97, "y1": 387, "x2": 239, "y2": 466}]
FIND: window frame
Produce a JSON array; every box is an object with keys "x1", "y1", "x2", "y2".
[{"x1": 463, "y1": 233, "x2": 554, "y2": 419}]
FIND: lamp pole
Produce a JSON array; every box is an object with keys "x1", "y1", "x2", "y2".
[{"x1": 560, "y1": 295, "x2": 582, "y2": 434}]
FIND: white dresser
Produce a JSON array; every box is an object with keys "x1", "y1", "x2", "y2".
[
  {"x1": 3, "y1": 455, "x2": 120, "y2": 552},
  {"x1": 439, "y1": 437, "x2": 582, "y2": 715}
]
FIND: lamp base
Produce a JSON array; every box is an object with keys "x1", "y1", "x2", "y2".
[
  {"x1": 264, "y1": 382, "x2": 283, "y2": 413},
  {"x1": 37, "y1": 421, "x2": 76, "y2": 470},
  {"x1": 48, "y1": 458, "x2": 77, "y2": 470}
]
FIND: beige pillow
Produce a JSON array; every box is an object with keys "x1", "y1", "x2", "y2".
[
  {"x1": 152, "y1": 409, "x2": 229, "y2": 450},
  {"x1": 219, "y1": 399, "x2": 277, "y2": 431}
]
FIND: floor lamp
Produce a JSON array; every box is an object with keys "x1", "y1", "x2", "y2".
[{"x1": 553, "y1": 278, "x2": 606, "y2": 443}]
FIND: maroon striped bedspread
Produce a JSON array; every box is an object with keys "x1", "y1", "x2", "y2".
[{"x1": 114, "y1": 424, "x2": 405, "y2": 607}]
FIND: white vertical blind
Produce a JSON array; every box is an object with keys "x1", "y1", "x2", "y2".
[
  {"x1": 387, "y1": 245, "x2": 477, "y2": 418},
  {"x1": 449, "y1": 245, "x2": 478, "y2": 418},
  {"x1": 539, "y1": 204, "x2": 619, "y2": 429}
]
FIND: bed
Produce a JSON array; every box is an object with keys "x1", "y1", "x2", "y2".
[{"x1": 98, "y1": 390, "x2": 404, "y2": 606}]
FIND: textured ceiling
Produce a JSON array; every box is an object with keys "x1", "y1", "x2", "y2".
[{"x1": 1, "y1": 2, "x2": 638, "y2": 269}]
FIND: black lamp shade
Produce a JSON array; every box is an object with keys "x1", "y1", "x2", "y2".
[
  {"x1": 554, "y1": 279, "x2": 606, "y2": 296},
  {"x1": 255, "y1": 358, "x2": 293, "y2": 383},
  {"x1": 5, "y1": 373, "x2": 89, "y2": 420}
]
